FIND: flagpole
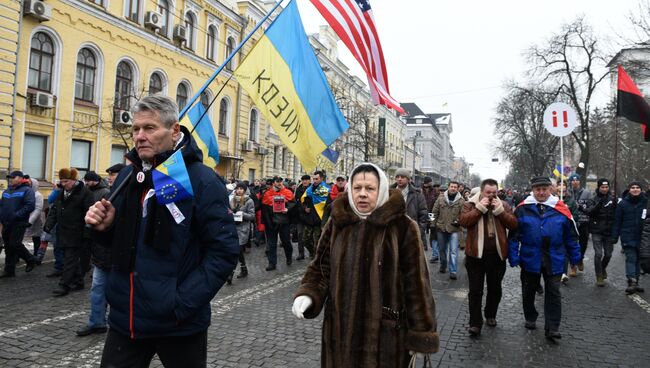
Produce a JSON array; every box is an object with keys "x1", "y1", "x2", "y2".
[
  {"x1": 560, "y1": 136, "x2": 564, "y2": 201},
  {"x1": 614, "y1": 114, "x2": 619, "y2": 198},
  {"x1": 178, "y1": 0, "x2": 285, "y2": 119}
]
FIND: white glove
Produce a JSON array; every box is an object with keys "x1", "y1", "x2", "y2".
[{"x1": 292, "y1": 295, "x2": 313, "y2": 319}]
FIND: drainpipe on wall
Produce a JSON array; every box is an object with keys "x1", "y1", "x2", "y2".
[{"x1": 233, "y1": 16, "x2": 249, "y2": 180}]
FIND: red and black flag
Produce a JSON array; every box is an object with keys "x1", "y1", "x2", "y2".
[{"x1": 617, "y1": 65, "x2": 650, "y2": 142}]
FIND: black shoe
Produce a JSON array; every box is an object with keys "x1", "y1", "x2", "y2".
[
  {"x1": 236, "y1": 267, "x2": 248, "y2": 279},
  {"x1": 468, "y1": 326, "x2": 481, "y2": 336},
  {"x1": 545, "y1": 330, "x2": 561, "y2": 339},
  {"x1": 536, "y1": 285, "x2": 544, "y2": 295},
  {"x1": 439, "y1": 267, "x2": 447, "y2": 274},
  {"x1": 296, "y1": 254, "x2": 305, "y2": 261},
  {"x1": 25, "y1": 261, "x2": 36, "y2": 273},
  {"x1": 286, "y1": 258, "x2": 292, "y2": 266},
  {"x1": 46, "y1": 270, "x2": 63, "y2": 278},
  {"x1": 429, "y1": 256, "x2": 439, "y2": 264},
  {"x1": 450, "y1": 273, "x2": 457, "y2": 280},
  {"x1": 265, "y1": 265, "x2": 276, "y2": 271},
  {"x1": 226, "y1": 272, "x2": 233, "y2": 285},
  {"x1": 0, "y1": 272, "x2": 16, "y2": 278},
  {"x1": 485, "y1": 318, "x2": 497, "y2": 327},
  {"x1": 76, "y1": 326, "x2": 108, "y2": 337},
  {"x1": 525, "y1": 321, "x2": 536, "y2": 330},
  {"x1": 52, "y1": 287, "x2": 70, "y2": 297}
]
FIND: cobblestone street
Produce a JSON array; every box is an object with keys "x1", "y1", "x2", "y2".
[{"x1": 0, "y1": 238, "x2": 649, "y2": 367}]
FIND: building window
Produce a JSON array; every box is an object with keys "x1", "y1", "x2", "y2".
[
  {"x1": 248, "y1": 168, "x2": 255, "y2": 182},
  {"x1": 158, "y1": 0, "x2": 169, "y2": 36},
  {"x1": 111, "y1": 145, "x2": 127, "y2": 164},
  {"x1": 114, "y1": 61, "x2": 133, "y2": 110},
  {"x1": 218, "y1": 98, "x2": 229, "y2": 135},
  {"x1": 28, "y1": 32, "x2": 54, "y2": 92},
  {"x1": 184, "y1": 12, "x2": 195, "y2": 50},
  {"x1": 75, "y1": 48, "x2": 96, "y2": 102},
  {"x1": 23, "y1": 134, "x2": 47, "y2": 180},
  {"x1": 249, "y1": 109, "x2": 258, "y2": 142},
  {"x1": 273, "y1": 146, "x2": 279, "y2": 169},
  {"x1": 125, "y1": 0, "x2": 140, "y2": 22},
  {"x1": 206, "y1": 26, "x2": 217, "y2": 61},
  {"x1": 415, "y1": 131, "x2": 422, "y2": 137},
  {"x1": 176, "y1": 83, "x2": 188, "y2": 111},
  {"x1": 200, "y1": 91, "x2": 210, "y2": 110},
  {"x1": 225, "y1": 37, "x2": 235, "y2": 71},
  {"x1": 71, "y1": 140, "x2": 92, "y2": 177},
  {"x1": 282, "y1": 148, "x2": 287, "y2": 170},
  {"x1": 149, "y1": 72, "x2": 163, "y2": 95}
]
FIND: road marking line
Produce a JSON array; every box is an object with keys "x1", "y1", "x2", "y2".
[
  {"x1": 0, "y1": 311, "x2": 85, "y2": 338},
  {"x1": 629, "y1": 294, "x2": 650, "y2": 315}
]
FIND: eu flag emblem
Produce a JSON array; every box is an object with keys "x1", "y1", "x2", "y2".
[{"x1": 152, "y1": 150, "x2": 194, "y2": 205}]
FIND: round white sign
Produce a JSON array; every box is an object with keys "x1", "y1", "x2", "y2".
[{"x1": 543, "y1": 102, "x2": 577, "y2": 137}]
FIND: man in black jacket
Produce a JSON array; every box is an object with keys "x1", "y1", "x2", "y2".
[
  {"x1": 293, "y1": 174, "x2": 311, "y2": 260},
  {"x1": 45, "y1": 168, "x2": 94, "y2": 296},
  {"x1": 391, "y1": 168, "x2": 428, "y2": 251},
  {"x1": 586, "y1": 178, "x2": 615, "y2": 287},
  {"x1": 0, "y1": 171, "x2": 37, "y2": 277}
]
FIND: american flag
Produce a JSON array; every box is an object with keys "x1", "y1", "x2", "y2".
[{"x1": 311, "y1": 0, "x2": 404, "y2": 113}]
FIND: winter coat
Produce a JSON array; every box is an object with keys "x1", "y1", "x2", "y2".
[
  {"x1": 0, "y1": 182, "x2": 35, "y2": 226},
  {"x1": 639, "y1": 200, "x2": 650, "y2": 260},
  {"x1": 570, "y1": 187, "x2": 593, "y2": 224},
  {"x1": 421, "y1": 187, "x2": 439, "y2": 212},
  {"x1": 612, "y1": 194, "x2": 648, "y2": 248},
  {"x1": 88, "y1": 179, "x2": 111, "y2": 269},
  {"x1": 459, "y1": 194, "x2": 518, "y2": 260},
  {"x1": 295, "y1": 189, "x2": 438, "y2": 367},
  {"x1": 300, "y1": 182, "x2": 331, "y2": 227},
  {"x1": 293, "y1": 184, "x2": 309, "y2": 224},
  {"x1": 25, "y1": 178, "x2": 44, "y2": 237},
  {"x1": 44, "y1": 181, "x2": 93, "y2": 248},
  {"x1": 431, "y1": 191, "x2": 465, "y2": 233},
  {"x1": 508, "y1": 203, "x2": 581, "y2": 275},
  {"x1": 99, "y1": 128, "x2": 239, "y2": 339},
  {"x1": 261, "y1": 185, "x2": 294, "y2": 228},
  {"x1": 390, "y1": 183, "x2": 429, "y2": 232},
  {"x1": 230, "y1": 195, "x2": 255, "y2": 246},
  {"x1": 585, "y1": 191, "x2": 615, "y2": 236}
]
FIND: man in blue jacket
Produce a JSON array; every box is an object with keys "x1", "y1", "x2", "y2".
[
  {"x1": 0, "y1": 170, "x2": 38, "y2": 277},
  {"x1": 508, "y1": 177, "x2": 581, "y2": 340},
  {"x1": 85, "y1": 95, "x2": 239, "y2": 367}
]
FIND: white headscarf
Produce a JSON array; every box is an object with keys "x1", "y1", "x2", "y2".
[{"x1": 345, "y1": 163, "x2": 390, "y2": 220}]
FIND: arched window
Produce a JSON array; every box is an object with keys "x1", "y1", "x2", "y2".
[
  {"x1": 206, "y1": 25, "x2": 216, "y2": 61},
  {"x1": 176, "y1": 83, "x2": 188, "y2": 110},
  {"x1": 158, "y1": 0, "x2": 169, "y2": 36},
  {"x1": 184, "y1": 12, "x2": 195, "y2": 50},
  {"x1": 225, "y1": 37, "x2": 235, "y2": 70},
  {"x1": 249, "y1": 109, "x2": 258, "y2": 142},
  {"x1": 75, "y1": 48, "x2": 96, "y2": 102},
  {"x1": 149, "y1": 72, "x2": 163, "y2": 95},
  {"x1": 114, "y1": 61, "x2": 133, "y2": 110},
  {"x1": 28, "y1": 32, "x2": 54, "y2": 92},
  {"x1": 218, "y1": 98, "x2": 229, "y2": 135},
  {"x1": 200, "y1": 91, "x2": 210, "y2": 110}
]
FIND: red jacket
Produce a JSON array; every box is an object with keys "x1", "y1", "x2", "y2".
[{"x1": 262, "y1": 185, "x2": 294, "y2": 206}]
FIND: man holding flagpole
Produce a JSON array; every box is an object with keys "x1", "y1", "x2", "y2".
[{"x1": 85, "y1": 95, "x2": 239, "y2": 367}]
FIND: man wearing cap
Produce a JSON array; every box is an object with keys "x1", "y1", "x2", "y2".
[
  {"x1": 261, "y1": 176, "x2": 294, "y2": 270},
  {"x1": 391, "y1": 168, "x2": 428, "y2": 252},
  {"x1": 44, "y1": 168, "x2": 94, "y2": 296},
  {"x1": 508, "y1": 176, "x2": 581, "y2": 339},
  {"x1": 585, "y1": 178, "x2": 616, "y2": 286},
  {"x1": 105, "y1": 163, "x2": 126, "y2": 187},
  {"x1": 567, "y1": 173, "x2": 593, "y2": 274},
  {"x1": 0, "y1": 170, "x2": 38, "y2": 277}
]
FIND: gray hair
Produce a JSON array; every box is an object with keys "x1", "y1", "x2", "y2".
[{"x1": 132, "y1": 95, "x2": 179, "y2": 128}]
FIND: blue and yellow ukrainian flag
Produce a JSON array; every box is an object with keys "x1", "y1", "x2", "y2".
[
  {"x1": 301, "y1": 182, "x2": 330, "y2": 220},
  {"x1": 152, "y1": 150, "x2": 194, "y2": 205},
  {"x1": 235, "y1": 0, "x2": 348, "y2": 171},
  {"x1": 553, "y1": 165, "x2": 567, "y2": 180},
  {"x1": 180, "y1": 103, "x2": 219, "y2": 168}
]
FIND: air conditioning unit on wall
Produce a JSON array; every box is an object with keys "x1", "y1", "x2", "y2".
[
  {"x1": 242, "y1": 141, "x2": 254, "y2": 152},
  {"x1": 114, "y1": 110, "x2": 133, "y2": 126},
  {"x1": 144, "y1": 11, "x2": 163, "y2": 31},
  {"x1": 173, "y1": 24, "x2": 187, "y2": 43},
  {"x1": 256, "y1": 146, "x2": 268, "y2": 155},
  {"x1": 31, "y1": 91, "x2": 54, "y2": 108},
  {"x1": 24, "y1": 0, "x2": 51, "y2": 21}
]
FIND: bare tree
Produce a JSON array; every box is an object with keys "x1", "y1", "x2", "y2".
[{"x1": 527, "y1": 16, "x2": 611, "y2": 178}]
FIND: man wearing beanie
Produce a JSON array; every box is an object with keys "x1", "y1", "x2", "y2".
[
  {"x1": 44, "y1": 168, "x2": 94, "y2": 296},
  {"x1": 391, "y1": 168, "x2": 428, "y2": 252},
  {"x1": 567, "y1": 173, "x2": 593, "y2": 273},
  {"x1": 508, "y1": 176, "x2": 580, "y2": 340},
  {"x1": 585, "y1": 178, "x2": 615, "y2": 286},
  {"x1": 612, "y1": 181, "x2": 648, "y2": 294}
]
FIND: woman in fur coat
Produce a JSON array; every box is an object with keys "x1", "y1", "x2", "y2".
[{"x1": 292, "y1": 163, "x2": 439, "y2": 367}]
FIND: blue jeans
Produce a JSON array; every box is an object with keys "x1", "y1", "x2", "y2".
[
  {"x1": 438, "y1": 231, "x2": 459, "y2": 273},
  {"x1": 430, "y1": 231, "x2": 439, "y2": 259},
  {"x1": 88, "y1": 266, "x2": 108, "y2": 328},
  {"x1": 623, "y1": 245, "x2": 640, "y2": 280}
]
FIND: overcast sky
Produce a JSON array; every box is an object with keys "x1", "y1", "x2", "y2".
[{"x1": 296, "y1": 0, "x2": 641, "y2": 181}]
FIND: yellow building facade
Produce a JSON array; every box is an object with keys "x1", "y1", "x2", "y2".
[{"x1": 11, "y1": 0, "x2": 280, "y2": 184}]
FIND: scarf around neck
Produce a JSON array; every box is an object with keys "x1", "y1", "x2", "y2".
[{"x1": 346, "y1": 163, "x2": 390, "y2": 220}]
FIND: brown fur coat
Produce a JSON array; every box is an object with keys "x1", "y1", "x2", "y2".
[{"x1": 295, "y1": 189, "x2": 439, "y2": 367}]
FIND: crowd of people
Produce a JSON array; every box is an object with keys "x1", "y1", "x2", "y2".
[{"x1": 0, "y1": 95, "x2": 648, "y2": 367}]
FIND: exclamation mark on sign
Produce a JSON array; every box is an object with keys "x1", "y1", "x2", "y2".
[
  {"x1": 562, "y1": 111, "x2": 568, "y2": 128},
  {"x1": 552, "y1": 111, "x2": 558, "y2": 127}
]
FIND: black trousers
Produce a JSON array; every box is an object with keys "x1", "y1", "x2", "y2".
[
  {"x1": 520, "y1": 267, "x2": 562, "y2": 332},
  {"x1": 60, "y1": 247, "x2": 83, "y2": 289},
  {"x1": 100, "y1": 329, "x2": 207, "y2": 368},
  {"x1": 577, "y1": 223, "x2": 589, "y2": 260},
  {"x1": 2, "y1": 223, "x2": 35, "y2": 275},
  {"x1": 465, "y1": 253, "x2": 506, "y2": 328}
]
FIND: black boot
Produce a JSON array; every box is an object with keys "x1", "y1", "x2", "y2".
[
  {"x1": 236, "y1": 266, "x2": 248, "y2": 279},
  {"x1": 625, "y1": 279, "x2": 636, "y2": 294},
  {"x1": 296, "y1": 252, "x2": 305, "y2": 261},
  {"x1": 635, "y1": 279, "x2": 644, "y2": 293},
  {"x1": 226, "y1": 272, "x2": 233, "y2": 285}
]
